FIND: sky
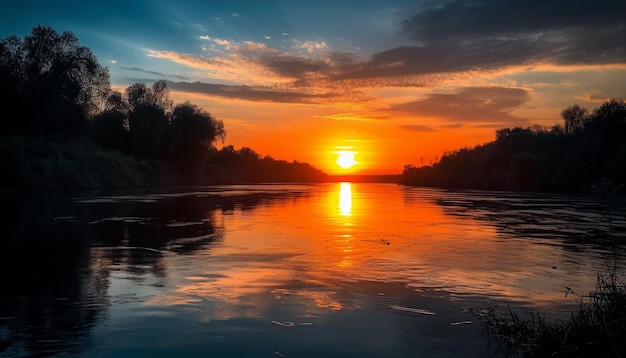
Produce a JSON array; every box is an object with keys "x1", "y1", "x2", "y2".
[{"x1": 2, "y1": 0, "x2": 626, "y2": 174}]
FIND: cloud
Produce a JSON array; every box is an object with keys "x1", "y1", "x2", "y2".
[
  {"x1": 119, "y1": 66, "x2": 189, "y2": 81},
  {"x1": 576, "y1": 94, "x2": 614, "y2": 104},
  {"x1": 398, "y1": 124, "x2": 436, "y2": 132},
  {"x1": 149, "y1": 35, "x2": 442, "y2": 93},
  {"x1": 142, "y1": 4, "x2": 624, "y2": 110},
  {"x1": 391, "y1": 87, "x2": 530, "y2": 124},
  {"x1": 166, "y1": 81, "x2": 333, "y2": 104},
  {"x1": 121, "y1": 66, "x2": 167, "y2": 77},
  {"x1": 258, "y1": 52, "x2": 325, "y2": 79},
  {"x1": 313, "y1": 113, "x2": 384, "y2": 122},
  {"x1": 392, "y1": 0, "x2": 626, "y2": 73},
  {"x1": 293, "y1": 40, "x2": 329, "y2": 54},
  {"x1": 440, "y1": 123, "x2": 464, "y2": 129}
]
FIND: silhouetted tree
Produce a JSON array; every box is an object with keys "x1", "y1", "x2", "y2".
[
  {"x1": 561, "y1": 103, "x2": 589, "y2": 134},
  {"x1": 103, "y1": 91, "x2": 130, "y2": 114},
  {"x1": 0, "y1": 25, "x2": 110, "y2": 137},
  {"x1": 91, "y1": 110, "x2": 129, "y2": 152},
  {"x1": 587, "y1": 98, "x2": 626, "y2": 129},
  {"x1": 168, "y1": 102, "x2": 225, "y2": 172},
  {"x1": 128, "y1": 104, "x2": 168, "y2": 159},
  {"x1": 209, "y1": 146, "x2": 327, "y2": 183},
  {"x1": 402, "y1": 99, "x2": 626, "y2": 193},
  {"x1": 125, "y1": 81, "x2": 172, "y2": 159},
  {"x1": 89, "y1": 91, "x2": 130, "y2": 151}
]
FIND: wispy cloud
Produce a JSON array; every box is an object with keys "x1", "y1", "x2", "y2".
[
  {"x1": 313, "y1": 112, "x2": 383, "y2": 122},
  {"x1": 391, "y1": 87, "x2": 531, "y2": 125},
  {"x1": 140, "y1": 1, "x2": 623, "y2": 117},
  {"x1": 119, "y1": 66, "x2": 167, "y2": 78},
  {"x1": 166, "y1": 81, "x2": 334, "y2": 104},
  {"x1": 395, "y1": 0, "x2": 626, "y2": 73},
  {"x1": 119, "y1": 66, "x2": 189, "y2": 81},
  {"x1": 293, "y1": 40, "x2": 329, "y2": 54},
  {"x1": 398, "y1": 124, "x2": 436, "y2": 132},
  {"x1": 146, "y1": 34, "x2": 441, "y2": 103}
]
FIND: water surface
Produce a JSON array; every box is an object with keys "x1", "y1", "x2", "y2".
[{"x1": 1, "y1": 183, "x2": 624, "y2": 357}]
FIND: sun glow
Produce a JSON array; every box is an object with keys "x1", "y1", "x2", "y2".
[{"x1": 335, "y1": 151, "x2": 357, "y2": 169}]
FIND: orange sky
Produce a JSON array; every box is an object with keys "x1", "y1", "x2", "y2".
[
  {"x1": 15, "y1": 0, "x2": 621, "y2": 175},
  {"x1": 168, "y1": 63, "x2": 625, "y2": 175}
]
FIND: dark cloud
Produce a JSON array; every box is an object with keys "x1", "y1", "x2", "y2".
[
  {"x1": 399, "y1": 124, "x2": 436, "y2": 132},
  {"x1": 394, "y1": 0, "x2": 626, "y2": 71},
  {"x1": 440, "y1": 123, "x2": 463, "y2": 129},
  {"x1": 391, "y1": 87, "x2": 530, "y2": 124},
  {"x1": 258, "y1": 53, "x2": 325, "y2": 78},
  {"x1": 121, "y1": 66, "x2": 167, "y2": 77},
  {"x1": 402, "y1": 0, "x2": 625, "y2": 44},
  {"x1": 166, "y1": 81, "x2": 333, "y2": 103},
  {"x1": 120, "y1": 66, "x2": 189, "y2": 80},
  {"x1": 248, "y1": 47, "x2": 442, "y2": 87},
  {"x1": 325, "y1": 0, "x2": 626, "y2": 81},
  {"x1": 332, "y1": 45, "x2": 525, "y2": 80},
  {"x1": 169, "y1": 74, "x2": 189, "y2": 81},
  {"x1": 257, "y1": 51, "x2": 362, "y2": 83}
]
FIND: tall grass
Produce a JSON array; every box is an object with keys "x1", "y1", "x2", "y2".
[
  {"x1": 0, "y1": 136, "x2": 174, "y2": 191},
  {"x1": 471, "y1": 179, "x2": 625, "y2": 357},
  {"x1": 471, "y1": 271, "x2": 626, "y2": 357}
]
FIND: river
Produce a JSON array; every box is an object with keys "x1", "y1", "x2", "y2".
[{"x1": 1, "y1": 183, "x2": 624, "y2": 357}]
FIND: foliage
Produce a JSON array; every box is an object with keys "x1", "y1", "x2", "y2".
[
  {"x1": 0, "y1": 26, "x2": 329, "y2": 192},
  {"x1": 561, "y1": 103, "x2": 589, "y2": 134},
  {"x1": 471, "y1": 263, "x2": 626, "y2": 357},
  {"x1": 168, "y1": 101, "x2": 226, "y2": 173},
  {"x1": 0, "y1": 25, "x2": 110, "y2": 137},
  {"x1": 470, "y1": 183, "x2": 626, "y2": 357},
  {"x1": 402, "y1": 99, "x2": 626, "y2": 193},
  {"x1": 207, "y1": 146, "x2": 328, "y2": 184},
  {"x1": 0, "y1": 136, "x2": 173, "y2": 191},
  {"x1": 91, "y1": 82, "x2": 226, "y2": 167}
]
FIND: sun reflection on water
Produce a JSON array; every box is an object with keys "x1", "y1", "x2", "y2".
[
  {"x1": 338, "y1": 182, "x2": 352, "y2": 216},
  {"x1": 140, "y1": 184, "x2": 606, "y2": 325}
]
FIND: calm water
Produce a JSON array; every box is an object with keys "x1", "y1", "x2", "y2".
[{"x1": 1, "y1": 183, "x2": 625, "y2": 357}]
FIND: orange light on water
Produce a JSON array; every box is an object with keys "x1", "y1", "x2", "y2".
[{"x1": 338, "y1": 182, "x2": 352, "y2": 216}]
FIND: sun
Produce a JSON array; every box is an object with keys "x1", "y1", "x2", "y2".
[{"x1": 336, "y1": 151, "x2": 358, "y2": 169}]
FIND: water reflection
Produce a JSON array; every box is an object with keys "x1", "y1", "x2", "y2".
[
  {"x1": 0, "y1": 186, "x2": 311, "y2": 357},
  {"x1": 339, "y1": 182, "x2": 352, "y2": 216},
  {"x1": 1, "y1": 184, "x2": 623, "y2": 357}
]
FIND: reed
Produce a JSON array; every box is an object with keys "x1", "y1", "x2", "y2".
[
  {"x1": 472, "y1": 179, "x2": 625, "y2": 357},
  {"x1": 471, "y1": 270, "x2": 626, "y2": 357}
]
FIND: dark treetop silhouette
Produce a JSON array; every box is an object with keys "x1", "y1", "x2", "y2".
[
  {"x1": 0, "y1": 26, "x2": 327, "y2": 192},
  {"x1": 402, "y1": 98, "x2": 626, "y2": 193}
]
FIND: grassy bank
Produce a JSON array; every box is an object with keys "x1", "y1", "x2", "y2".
[
  {"x1": 0, "y1": 136, "x2": 330, "y2": 192},
  {"x1": 471, "y1": 270, "x2": 626, "y2": 357},
  {"x1": 0, "y1": 136, "x2": 176, "y2": 191},
  {"x1": 471, "y1": 180, "x2": 625, "y2": 357}
]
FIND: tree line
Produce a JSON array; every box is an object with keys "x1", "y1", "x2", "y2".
[
  {"x1": 0, "y1": 26, "x2": 327, "y2": 191},
  {"x1": 402, "y1": 99, "x2": 626, "y2": 193}
]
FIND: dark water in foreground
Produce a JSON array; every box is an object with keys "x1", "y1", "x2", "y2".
[{"x1": 1, "y1": 183, "x2": 625, "y2": 357}]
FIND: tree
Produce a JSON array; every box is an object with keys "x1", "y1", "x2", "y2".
[
  {"x1": 169, "y1": 102, "x2": 226, "y2": 171},
  {"x1": 128, "y1": 104, "x2": 168, "y2": 159},
  {"x1": 125, "y1": 81, "x2": 174, "y2": 159},
  {"x1": 0, "y1": 25, "x2": 110, "y2": 137},
  {"x1": 589, "y1": 98, "x2": 626, "y2": 126},
  {"x1": 561, "y1": 103, "x2": 588, "y2": 134},
  {"x1": 91, "y1": 111, "x2": 130, "y2": 152},
  {"x1": 104, "y1": 90, "x2": 129, "y2": 114},
  {"x1": 125, "y1": 80, "x2": 172, "y2": 113}
]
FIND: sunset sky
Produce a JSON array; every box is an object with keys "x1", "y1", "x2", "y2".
[{"x1": 2, "y1": 0, "x2": 626, "y2": 174}]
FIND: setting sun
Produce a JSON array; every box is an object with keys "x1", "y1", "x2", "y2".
[{"x1": 336, "y1": 151, "x2": 358, "y2": 169}]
